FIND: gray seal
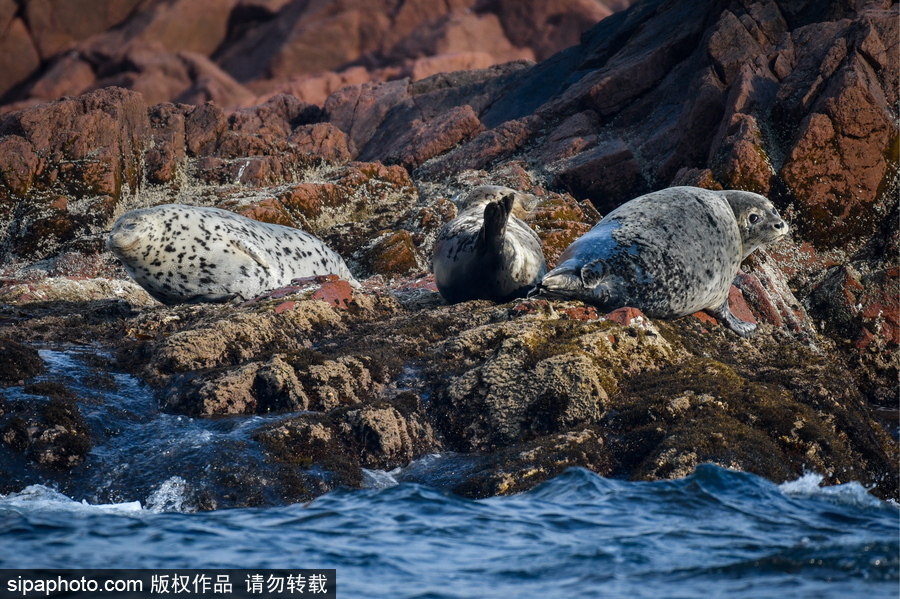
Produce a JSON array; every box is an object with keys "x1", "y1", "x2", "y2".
[
  {"x1": 107, "y1": 204, "x2": 359, "y2": 305},
  {"x1": 532, "y1": 186, "x2": 788, "y2": 337},
  {"x1": 432, "y1": 186, "x2": 547, "y2": 304}
]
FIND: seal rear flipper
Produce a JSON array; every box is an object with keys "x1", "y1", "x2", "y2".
[
  {"x1": 479, "y1": 193, "x2": 515, "y2": 252},
  {"x1": 230, "y1": 238, "x2": 272, "y2": 270},
  {"x1": 705, "y1": 300, "x2": 757, "y2": 338}
]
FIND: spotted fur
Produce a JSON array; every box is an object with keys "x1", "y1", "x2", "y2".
[
  {"x1": 107, "y1": 204, "x2": 359, "y2": 305},
  {"x1": 532, "y1": 186, "x2": 789, "y2": 337},
  {"x1": 432, "y1": 185, "x2": 547, "y2": 304}
]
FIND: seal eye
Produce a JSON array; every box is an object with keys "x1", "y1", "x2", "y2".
[{"x1": 749, "y1": 214, "x2": 760, "y2": 224}]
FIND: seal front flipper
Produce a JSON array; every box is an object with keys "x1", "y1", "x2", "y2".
[
  {"x1": 705, "y1": 300, "x2": 757, "y2": 338},
  {"x1": 230, "y1": 238, "x2": 271, "y2": 270},
  {"x1": 479, "y1": 193, "x2": 515, "y2": 252}
]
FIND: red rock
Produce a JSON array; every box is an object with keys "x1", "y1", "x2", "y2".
[
  {"x1": 274, "y1": 300, "x2": 296, "y2": 314},
  {"x1": 779, "y1": 52, "x2": 895, "y2": 247},
  {"x1": 311, "y1": 279, "x2": 355, "y2": 310},
  {"x1": 728, "y1": 285, "x2": 757, "y2": 325},
  {"x1": 228, "y1": 93, "x2": 317, "y2": 137},
  {"x1": 606, "y1": 307, "x2": 648, "y2": 327},
  {"x1": 734, "y1": 272, "x2": 785, "y2": 329},
  {"x1": 706, "y1": 9, "x2": 766, "y2": 86},
  {"x1": 854, "y1": 327, "x2": 876, "y2": 351},
  {"x1": 559, "y1": 305, "x2": 601, "y2": 321},
  {"x1": 691, "y1": 311, "x2": 718, "y2": 327}
]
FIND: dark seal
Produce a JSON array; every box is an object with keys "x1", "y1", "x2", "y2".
[
  {"x1": 532, "y1": 186, "x2": 788, "y2": 337},
  {"x1": 107, "y1": 204, "x2": 359, "y2": 305},
  {"x1": 432, "y1": 186, "x2": 547, "y2": 304}
]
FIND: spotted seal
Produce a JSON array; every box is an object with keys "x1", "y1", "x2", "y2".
[
  {"x1": 532, "y1": 186, "x2": 788, "y2": 337},
  {"x1": 432, "y1": 186, "x2": 547, "y2": 304},
  {"x1": 107, "y1": 204, "x2": 359, "y2": 305}
]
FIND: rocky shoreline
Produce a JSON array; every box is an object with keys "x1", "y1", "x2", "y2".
[{"x1": 0, "y1": 0, "x2": 897, "y2": 506}]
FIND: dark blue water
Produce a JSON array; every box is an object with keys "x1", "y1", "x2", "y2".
[
  {"x1": 0, "y1": 466, "x2": 897, "y2": 598},
  {"x1": 0, "y1": 350, "x2": 897, "y2": 598}
]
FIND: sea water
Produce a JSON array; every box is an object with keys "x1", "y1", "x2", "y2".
[{"x1": 0, "y1": 350, "x2": 897, "y2": 598}]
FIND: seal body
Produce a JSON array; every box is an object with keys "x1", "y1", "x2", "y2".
[
  {"x1": 533, "y1": 186, "x2": 788, "y2": 337},
  {"x1": 107, "y1": 204, "x2": 359, "y2": 305},
  {"x1": 433, "y1": 186, "x2": 547, "y2": 304}
]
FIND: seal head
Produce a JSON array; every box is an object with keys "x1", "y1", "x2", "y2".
[
  {"x1": 107, "y1": 204, "x2": 359, "y2": 305},
  {"x1": 533, "y1": 186, "x2": 788, "y2": 337},
  {"x1": 432, "y1": 185, "x2": 547, "y2": 304}
]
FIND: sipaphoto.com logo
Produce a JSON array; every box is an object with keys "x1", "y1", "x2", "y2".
[{"x1": 6, "y1": 574, "x2": 142, "y2": 595}]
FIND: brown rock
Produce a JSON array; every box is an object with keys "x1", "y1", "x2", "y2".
[
  {"x1": 27, "y1": 53, "x2": 97, "y2": 101},
  {"x1": 711, "y1": 113, "x2": 774, "y2": 195},
  {"x1": 417, "y1": 115, "x2": 544, "y2": 179},
  {"x1": 383, "y1": 104, "x2": 485, "y2": 169},
  {"x1": 554, "y1": 137, "x2": 646, "y2": 213},
  {"x1": 706, "y1": 9, "x2": 767, "y2": 86},
  {"x1": 0, "y1": 18, "x2": 41, "y2": 99},
  {"x1": 355, "y1": 230, "x2": 424, "y2": 279},
  {"x1": 288, "y1": 123, "x2": 352, "y2": 163},
  {"x1": 24, "y1": 0, "x2": 143, "y2": 59},
  {"x1": 0, "y1": 88, "x2": 149, "y2": 261},
  {"x1": 539, "y1": 110, "x2": 601, "y2": 164},
  {"x1": 346, "y1": 405, "x2": 413, "y2": 469},
  {"x1": 0, "y1": 337, "x2": 45, "y2": 385},
  {"x1": 404, "y1": 52, "x2": 497, "y2": 82},
  {"x1": 84, "y1": 0, "x2": 239, "y2": 59},
  {"x1": 145, "y1": 102, "x2": 186, "y2": 185},
  {"x1": 780, "y1": 52, "x2": 895, "y2": 247},
  {"x1": 389, "y1": 10, "x2": 532, "y2": 65},
  {"x1": 475, "y1": 0, "x2": 618, "y2": 61},
  {"x1": 183, "y1": 101, "x2": 228, "y2": 156},
  {"x1": 325, "y1": 79, "x2": 411, "y2": 157},
  {"x1": 523, "y1": 192, "x2": 598, "y2": 267},
  {"x1": 173, "y1": 52, "x2": 257, "y2": 108},
  {"x1": 0, "y1": 136, "x2": 40, "y2": 198},
  {"x1": 227, "y1": 197, "x2": 295, "y2": 227},
  {"x1": 807, "y1": 263, "x2": 900, "y2": 353}
]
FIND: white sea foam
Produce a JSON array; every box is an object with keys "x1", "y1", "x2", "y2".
[
  {"x1": 778, "y1": 472, "x2": 888, "y2": 509},
  {"x1": 144, "y1": 476, "x2": 192, "y2": 513},
  {"x1": 0, "y1": 484, "x2": 143, "y2": 514},
  {"x1": 361, "y1": 453, "x2": 447, "y2": 489}
]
